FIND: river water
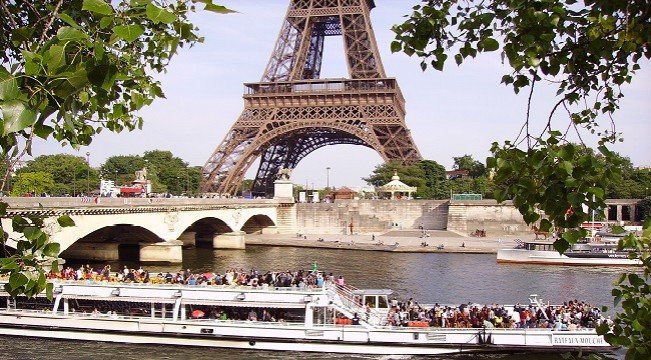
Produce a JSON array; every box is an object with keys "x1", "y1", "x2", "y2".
[{"x1": 0, "y1": 246, "x2": 630, "y2": 360}]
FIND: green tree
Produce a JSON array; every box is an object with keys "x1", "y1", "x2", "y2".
[
  {"x1": 363, "y1": 160, "x2": 426, "y2": 196},
  {"x1": 0, "y1": 0, "x2": 232, "y2": 298},
  {"x1": 640, "y1": 198, "x2": 651, "y2": 220},
  {"x1": 453, "y1": 155, "x2": 486, "y2": 178},
  {"x1": 10, "y1": 172, "x2": 55, "y2": 196},
  {"x1": 143, "y1": 150, "x2": 189, "y2": 195},
  {"x1": 18, "y1": 154, "x2": 95, "y2": 196},
  {"x1": 419, "y1": 160, "x2": 450, "y2": 199},
  {"x1": 100, "y1": 155, "x2": 144, "y2": 186},
  {"x1": 393, "y1": 0, "x2": 649, "y2": 356},
  {"x1": 186, "y1": 166, "x2": 203, "y2": 195}
]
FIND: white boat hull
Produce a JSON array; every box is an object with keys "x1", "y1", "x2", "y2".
[
  {"x1": 497, "y1": 248, "x2": 640, "y2": 266},
  {"x1": 0, "y1": 310, "x2": 608, "y2": 355},
  {"x1": 0, "y1": 281, "x2": 613, "y2": 355}
]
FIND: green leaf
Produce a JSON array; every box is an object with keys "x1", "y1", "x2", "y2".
[
  {"x1": 0, "y1": 258, "x2": 18, "y2": 271},
  {"x1": 113, "y1": 25, "x2": 145, "y2": 43},
  {"x1": 553, "y1": 238, "x2": 571, "y2": 254},
  {"x1": 47, "y1": 45, "x2": 66, "y2": 73},
  {"x1": 146, "y1": 4, "x2": 176, "y2": 24},
  {"x1": 20, "y1": 50, "x2": 41, "y2": 76},
  {"x1": 99, "y1": 16, "x2": 114, "y2": 29},
  {"x1": 12, "y1": 27, "x2": 35, "y2": 43},
  {"x1": 561, "y1": 229, "x2": 582, "y2": 244},
  {"x1": 56, "y1": 27, "x2": 88, "y2": 42},
  {"x1": 0, "y1": 69, "x2": 19, "y2": 101},
  {"x1": 454, "y1": 53, "x2": 463, "y2": 65},
  {"x1": 57, "y1": 13, "x2": 79, "y2": 28},
  {"x1": 8, "y1": 272, "x2": 29, "y2": 290},
  {"x1": 390, "y1": 41, "x2": 402, "y2": 53},
  {"x1": 479, "y1": 38, "x2": 499, "y2": 52},
  {"x1": 1, "y1": 100, "x2": 37, "y2": 134},
  {"x1": 57, "y1": 214, "x2": 75, "y2": 227},
  {"x1": 43, "y1": 243, "x2": 60, "y2": 258},
  {"x1": 201, "y1": 2, "x2": 238, "y2": 14},
  {"x1": 23, "y1": 227, "x2": 44, "y2": 241},
  {"x1": 33, "y1": 124, "x2": 54, "y2": 139},
  {"x1": 46, "y1": 282, "x2": 54, "y2": 301},
  {"x1": 82, "y1": 0, "x2": 114, "y2": 16}
]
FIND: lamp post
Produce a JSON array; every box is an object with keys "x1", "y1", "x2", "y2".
[
  {"x1": 326, "y1": 167, "x2": 330, "y2": 189},
  {"x1": 85, "y1": 152, "x2": 90, "y2": 196},
  {"x1": 143, "y1": 160, "x2": 148, "y2": 198}
]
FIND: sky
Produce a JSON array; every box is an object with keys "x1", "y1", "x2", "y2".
[{"x1": 31, "y1": 1, "x2": 651, "y2": 189}]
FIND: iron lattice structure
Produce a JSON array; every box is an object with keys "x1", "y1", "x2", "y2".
[{"x1": 202, "y1": 0, "x2": 422, "y2": 196}]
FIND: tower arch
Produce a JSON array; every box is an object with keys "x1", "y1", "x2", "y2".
[{"x1": 202, "y1": 0, "x2": 422, "y2": 196}]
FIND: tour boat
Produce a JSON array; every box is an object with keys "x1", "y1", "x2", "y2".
[
  {"x1": 497, "y1": 237, "x2": 641, "y2": 266},
  {"x1": 0, "y1": 279, "x2": 612, "y2": 355}
]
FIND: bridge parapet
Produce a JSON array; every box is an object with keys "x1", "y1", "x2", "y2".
[{"x1": 1, "y1": 197, "x2": 280, "y2": 217}]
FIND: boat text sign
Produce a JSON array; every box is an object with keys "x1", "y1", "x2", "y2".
[{"x1": 552, "y1": 334, "x2": 607, "y2": 346}]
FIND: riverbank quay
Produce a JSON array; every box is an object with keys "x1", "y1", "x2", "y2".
[{"x1": 246, "y1": 230, "x2": 528, "y2": 254}]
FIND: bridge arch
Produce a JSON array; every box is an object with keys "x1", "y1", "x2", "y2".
[
  {"x1": 1, "y1": 198, "x2": 289, "y2": 263},
  {"x1": 241, "y1": 214, "x2": 275, "y2": 234}
]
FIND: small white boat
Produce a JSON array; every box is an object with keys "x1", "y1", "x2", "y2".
[
  {"x1": 497, "y1": 238, "x2": 641, "y2": 266},
  {"x1": 0, "y1": 279, "x2": 612, "y2": 355}
]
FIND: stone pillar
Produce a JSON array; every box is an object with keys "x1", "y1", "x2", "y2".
[
  {"x1": 213, "y1": 231, "x2": 246, "y2": 249},
  {"x1": 274, "y1": 180, "x2": 294, "y2": 202},
  {"x1": 261, "y1": 226, "x2": 278, "y2": 234},
  {"x1": 630, "y1": 204, "x2": 636, "y2": 222},
  {"x1": 177, "y1": 231, "x2": 197, "y2": 248},
  {"x1": 63, "y1": 243, "x2": 120, "y2": 261},
  {"x1": 139, "y1": 240, "x2": 183, "y2": 263}
]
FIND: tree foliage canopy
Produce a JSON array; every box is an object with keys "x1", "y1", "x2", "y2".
[
  {"x1": 392, "y1": 0, "x2": 649, "y2": 245},
  {"x1": 392, "y1": 1, "x2": 650, "y2": 356},
  {"x1": 18, "y1": 154, "x2": 95, "y2": 196},
  {"x1": 10, "y1": 171, "x2": 54, "y2": 196},
  {"x1": 392, "y1": 0, "x2": 649, "y2": 134},
  {"x1": 0, "y1": 0, "x2": 232, "y2": 298}
]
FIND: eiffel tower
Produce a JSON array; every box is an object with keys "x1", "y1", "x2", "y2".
[{"x1": 202, "y1": 0, "x2": 422, "y2": 196}]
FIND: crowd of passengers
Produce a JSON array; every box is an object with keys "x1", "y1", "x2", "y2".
[
  {"x1": 384, "y1": 297, "x2": 610, "y2": 330},
  {"x1": 52, "y1": 265, "x2": 608, "y2": 330},
  {"x1": 54, "y1": 265, "x2": 346, "y2": 290}
]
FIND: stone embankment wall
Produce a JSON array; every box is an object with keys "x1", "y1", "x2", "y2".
[
  {"x1": 447, "y1": 200, "x2": 528, "y2": 236},
  {"x1": 296, "y1": 200, "x2": 450, "y2": 235},
  {"x1": 295, "y1": 199, "x2": 531, "y2": 236}
]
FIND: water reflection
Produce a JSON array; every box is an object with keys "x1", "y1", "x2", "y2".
[
  {"x1": 68, "y1": 246, "x2": 626, "y2": 309},
  {"x1": 179, "y1": 246, "x2": 624, "y2": 309}
]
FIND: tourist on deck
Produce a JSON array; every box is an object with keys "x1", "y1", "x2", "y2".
[{"x1": 248, "y1": 309, "x2": 258, "y2": 321}]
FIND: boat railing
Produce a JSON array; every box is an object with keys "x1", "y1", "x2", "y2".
[
  {"x1": 46, "y1": 279, "x2": 327, "y2": 293},
  {"x1": 329, "y1": 284, "x2": 386, "y2": 326}
]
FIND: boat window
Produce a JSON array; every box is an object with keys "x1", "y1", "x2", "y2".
[
  {"x1": 364, "y1": 296, "x2": 377, "y2": 308},
  {"x1": 377, "y1": 295, "x2": 388, "y2": 309}
]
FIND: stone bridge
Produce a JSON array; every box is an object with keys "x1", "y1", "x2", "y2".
[{"x1": 1, "y1": 197, "x2": 296, "y2": 263}]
